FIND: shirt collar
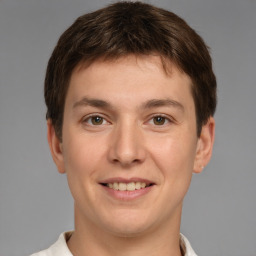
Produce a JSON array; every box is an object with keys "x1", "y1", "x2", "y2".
[{"x1": 180, "y1": 233, "x2": 198, "y2": 256}]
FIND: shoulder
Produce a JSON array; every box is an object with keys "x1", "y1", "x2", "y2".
[{"x1": 30, "y1": 232, "x2": 73, "y2": 256}]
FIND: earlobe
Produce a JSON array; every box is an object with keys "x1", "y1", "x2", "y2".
[
  {"x1": 47, "y1": 120, "x2": 66, "y2": 174},
  {"x1": 193, "y1": 117, "x2": 215, "y2": 173}
]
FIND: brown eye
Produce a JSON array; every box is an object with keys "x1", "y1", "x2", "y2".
[
  {"x1": 91, "y1": 116, "x2": 104, "y2": 125},
  {"x1": 83, "y1": 115, "x2": 109, "y2": 127},
  {"x1": 83, "y1": 116, "x2": 105, "y2": 125},
  {"x1": 153, "y1": 116, "x2": 166, "y2": 125}
]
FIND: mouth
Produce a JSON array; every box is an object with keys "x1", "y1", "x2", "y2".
[
  {"x1": 100, "y1": 181, "x2": 154, "y2": 191},
  {"x1": 99, "y1": 178, "x2": 155, "y2": 200}
]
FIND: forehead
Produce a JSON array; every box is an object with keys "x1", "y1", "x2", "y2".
[
  {"x1": 67, "y1": 55, "x2": 194, "y2": 109},
  {"x1": 75, "y1": 55, "x2": 183, "y2": 79}
]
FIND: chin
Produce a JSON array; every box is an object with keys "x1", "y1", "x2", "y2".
[
  {"x1": 106, "y1": 224, "x2": 152, "y2": 238},
  {"x1": 100, "y1": 212, "x2": 156, "y2": 237}
]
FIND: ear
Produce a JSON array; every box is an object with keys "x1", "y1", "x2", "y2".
[
  {"x1": 47, "y1": 120, "x2": 65, "y2": 174},
  {"x1": 193, "y1": 117, "x2": 215, "y2": 173}
]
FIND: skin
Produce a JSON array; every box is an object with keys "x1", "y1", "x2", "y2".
[{"x1": 47, "y1": 55, "x2": 215, "y2": 256}]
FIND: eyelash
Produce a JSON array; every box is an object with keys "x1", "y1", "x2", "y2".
[
  {"x1": 147, "y1": 114, "x2": 173, "y2": 126},
  {"x1": 82, "y1": 114, "x2": 174, "y2": 126},
  {"x1": 82, "y1": 114, "x2": 110, "y2": 126}
]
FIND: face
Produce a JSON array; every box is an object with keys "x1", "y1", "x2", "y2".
[{"x1": 48, "y1": 55, "x2": 214, "y2": 237}]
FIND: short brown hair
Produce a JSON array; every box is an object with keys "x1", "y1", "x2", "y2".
[{"x1": 45, "y1": 1, "x2": 217, "y2": 139}]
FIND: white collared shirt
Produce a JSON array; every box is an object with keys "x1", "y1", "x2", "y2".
[{"x1": 30, "y1": 232, "x2": 198, "y2": 256}]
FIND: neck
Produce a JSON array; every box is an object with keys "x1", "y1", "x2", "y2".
[{"x1": 67, "y1": 205, "x2": 183, "y2": 256}]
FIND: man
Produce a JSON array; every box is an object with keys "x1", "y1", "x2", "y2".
[{"x1": 32, "y1": 1, "x2": 216, "y2": 255}]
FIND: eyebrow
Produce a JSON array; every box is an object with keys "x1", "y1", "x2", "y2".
[
  {"x1": 142, "y1": 99, "x2": 184, "y2": 112},
  {"x1": 73, "y1": 97, "x2": 184, "y2": 112},
  {"x1": 73, "y1": 97, "x2": 112, "y2": 109}
]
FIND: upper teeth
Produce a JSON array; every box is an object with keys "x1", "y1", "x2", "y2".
[{"x1": 107, "y1": 182, "x2": 147, "y2": 191}]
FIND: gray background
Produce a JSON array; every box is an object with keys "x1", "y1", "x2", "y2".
[{"x1": 0, "y1": 0, "x2": 255, "y2": 255}]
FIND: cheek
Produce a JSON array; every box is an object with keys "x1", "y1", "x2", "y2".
[
  {"x1": 62, "y1": 135, "x2": 105, "y2": 207},
  {"x1": 63, "y1": 136, "x2": 104, "y2": 176},
  {"x1": 148, "y1": 134, "x2": 197, "y2": 181},
  {"x1": 60, "y1": 132, "x2": 97, "y2": 197},
  {"x1": 146, "y1": 135, "x2": 197, "y2": 217}
]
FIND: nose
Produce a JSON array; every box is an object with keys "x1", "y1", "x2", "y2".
[{"x1": 108, "y1": 121, "x2": 146, "y2": 167}]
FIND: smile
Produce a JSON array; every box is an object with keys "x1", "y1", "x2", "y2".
[
  {"x1": 103, "y1": 182, "x2": 152, "y2": 191},
  {"x1": 100, "y1": 179, "x2": 155, "y2": 200}
]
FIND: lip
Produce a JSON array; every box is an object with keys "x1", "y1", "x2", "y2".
[
  {"x1": 99, "y1": 177, "x2": 155, "y2": 201},
  {"x1": 99, "y1": 177, "x2": 154, "y2": 185}
]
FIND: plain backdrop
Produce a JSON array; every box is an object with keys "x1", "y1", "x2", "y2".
[{"x1": 0, "y1": 0, "x2": 255, "y2": 255}]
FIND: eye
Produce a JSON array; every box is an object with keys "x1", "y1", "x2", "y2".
[
  {"x1": 83, "y1": 115, "x2": 108, "y2": 125},
  {"x1": 153, "y1": 116, "x2": 166, "y2": 125},
  {"x1": 149, "y1": 115, "x2": 171, "y2": 126}
]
